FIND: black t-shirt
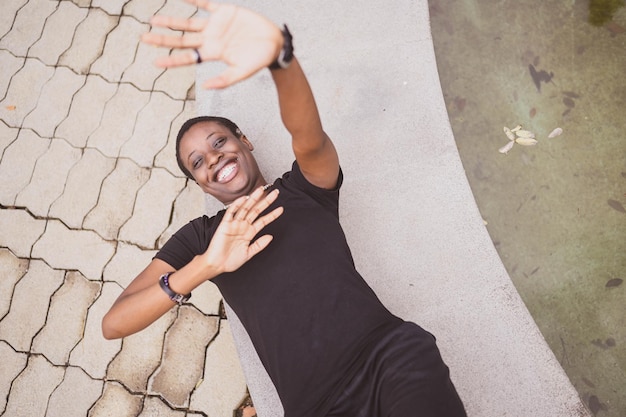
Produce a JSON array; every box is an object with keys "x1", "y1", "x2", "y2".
[{"x1": 156, "y1": 162, "x2": 401, "y2": 417}]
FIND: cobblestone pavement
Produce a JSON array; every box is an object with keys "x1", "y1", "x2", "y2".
[{"x1": 0, "y1": 1, "x2": 249, "y2": 416}]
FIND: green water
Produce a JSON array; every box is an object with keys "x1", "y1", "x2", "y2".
[{"x1": 429, "y1": 0, "x2": 626, "y2": 415}]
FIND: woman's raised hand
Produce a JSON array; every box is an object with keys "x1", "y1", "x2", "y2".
[
  {"x1": 203, "y1": 187, "x2": 283, "y2": 275},
  {"x1": 142, "y1": 0, "x2": 283, "y2": 89}
]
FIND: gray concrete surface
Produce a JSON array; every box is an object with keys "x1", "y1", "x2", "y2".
[{"x1": 199, "y1": 1, "x2": 592, "y2": 416}]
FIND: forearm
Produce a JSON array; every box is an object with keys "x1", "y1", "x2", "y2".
[{"x1": 102, "y1": 255, "x2": 221, "y2": 339}]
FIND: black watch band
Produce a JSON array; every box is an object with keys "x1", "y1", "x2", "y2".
[
  {"x1": 159, "y1": 272, "x2": 191, "y2": 304},
  {"x1": 269, "y1": 24, "x2": 294, "y2": 70}
]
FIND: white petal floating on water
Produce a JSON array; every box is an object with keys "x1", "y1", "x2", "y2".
[
  {"x1": 516, "y1": 129, "x2": 536, "y2": 138},
  {"x1": 498, "y1": 140, "x2": 515, "y2": 154},
  {"x1": 503, "y1": 126, "x2": 515, "y2": 140},
  {"x1": 515, "y1": 137, "x2": 538, "y2": 146},
  {"x1": 548, "y1": 127, "x2": 563, "y2": 138},
  {"x1": 511, "y1": 125, "x2": 522, "y2": 132}
]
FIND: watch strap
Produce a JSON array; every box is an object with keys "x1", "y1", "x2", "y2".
[
  {"x1": 269, "y1": 24, "x2": 294, "y2": 70},
  {"x1": 159, "y1": 272, "x2": 191, "y2": 304}
]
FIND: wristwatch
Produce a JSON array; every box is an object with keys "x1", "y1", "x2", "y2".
[
  {"x1": 269, "y1": 24, "x2": 294, "y2": 70},
  {"x1": 159, "y1": 272, "x2": 191, "y2": 304}
]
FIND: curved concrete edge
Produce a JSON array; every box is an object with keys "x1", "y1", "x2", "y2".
[{"x1": 197, "y1": 0, "x2": 590, "y2": 415}]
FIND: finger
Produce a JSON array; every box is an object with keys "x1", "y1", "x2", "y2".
[
  {"x1": 251, "y1": 206, "x2": 284, "y2": 232},
  {"x1": 247, "y1": 235, "x2": 274, "y2": 259},
  {"x1": 152, "y1": 49, "x2": 201, "y2": 68},
  {"x1": 225, "y1": 195, "x2": 250, "y2": 220},
  {"x1": 242, "y1": 188, "x2": 280, "y2": 223},
  {"x1": 202, "y1": 66, "x2": 251, "y2": 89},
  {"x1": 149, "y1": 15, "x2": 206, "y2": 32},
  {"x1": 141, "y1": 32, "x2": 203, "y2": 49},
  {"x1": 234, "y1": 187, "x2": 265, "y2": 221},
  {"x1": 185, "y1": 0, "x2": 220, "y2": 13}
]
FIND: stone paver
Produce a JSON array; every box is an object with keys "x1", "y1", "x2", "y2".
[
  {"x1": 21, "y1": 66, "x2": 86, "y2": 138},
  {"x1": 0, "y1": 122, "x2": 19, "y2": 156},
  {"x1": 0, "y1": 128, "x2": 50, "y2": 206},
  {"x1": 92, "y1": 0, "x2": 127, "y2": 16},
  {"x1": 28, "y1": 0, "x2": 88, "y2": 66},
  {"x1": 190, "y1": 321, "x2": 248, "y2": 417},
  {"x1": 90, "y1": 16, "x2": 148, "y2": 83},
  {"x1": 58, "y1": 8, "x2": 118, "y2": 75},
  {"x1": 3, "y1": 355, "x2": 65, "y2": 417},
  {"x1": 0, "y1": 208, "x2": 46, "y2": 258},
  {"x1": 89, "y1": 382, "x2": 143, "y2": 417},
  {"x1": 154, "y1": 99, "x2": 197, "y2": 177},
  {"x1": 83, "y1": 158, "x2": 150, "y2": 240},
  {"x1": 119, "y1": 167, "x2": 186, "y2": 248},
  {"x1": 15, "y1": 138, "x2": 82, "y2": 217},
  {"x1": 124, "y1": 0, "x2": 167, "y2": 23},
  {"x1": 121, "y1": 40, "x2": 167, "y2": 91},
  {"x1": 154, "y1": 64, "x2": 197, "y2": 100},
  {"x1": 139, "y1": 397, "x2": 186, "y2": 417},
  {"x1": 0, "y1": 0, "x2": 57, "y2": 57},
  {"x1": 0, "y1": 341, "x2": 28, "y2": 415},
  {"x1": 48, "y1": 148, "x2": 117, "y2": 229},
  {"x1": 55, "y1": 75, "x2": 118, "y2": 148},
  {"x1": 87, "y1": 83, "x2": 151, "y2": 158},
  {"x1": 32, "y1": 219, "x2": 116, "y2": 281},
  {"x1": 0, "y1": 249, "x2": 28, "y2": 319},
  {"x1": 107, "y1": 309, "x2": 176, "y2": 393},
  {"x1": 158, "y1": 181, "x2": 206, "y2": 247},
  {"x1": 149, "y1": 306, "x2": 219, "y2": 408},
  {"x1": 32, "y1": 271, "x2": 101, "y2": 366},
  {"x1": 0, "y1": 259, "x2": 64, "y2": 352},
  {"x1": 47, "y1": 366, "x2": 104, "y2": 417},
  {"x1": 69, "y1": 282, "x2": 123, "y2": 379},
  {"x1": 0, "y1": 57, "x2": 54, "y2": 127},
  {"x1": 119, "y1": 91, "x2": 184, "y2": 167},
  {"x1": 0, "y1": 0, "x2": 28, "y2": 39},
  {"x1": 103, "y1": 242, "x2": 158, "y2": 289},
  {"x1": 0, "y1": 50, "x2": 24, "y2": 100}
]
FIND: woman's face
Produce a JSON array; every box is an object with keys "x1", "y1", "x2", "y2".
[{"x1": 179, "y1": 121, "x2": 264, "y2": 204}]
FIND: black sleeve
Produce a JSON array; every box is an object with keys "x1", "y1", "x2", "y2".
[{"x1": 154, "y1": 215, "x2": 216, "y2": 270}]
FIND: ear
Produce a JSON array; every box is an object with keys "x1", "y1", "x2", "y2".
[{"x1": 240, "y1": 135, "x2": 254, "y2": 151}]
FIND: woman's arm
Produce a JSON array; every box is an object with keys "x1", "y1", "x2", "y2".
[
  {"x1": 142, "y1": 0, "x2": 340, "y2": 188},
  {"x1": 103, "y1": 188, "x2": 283, "y2": 339}
]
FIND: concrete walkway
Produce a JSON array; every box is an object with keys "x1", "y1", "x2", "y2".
[
  {"x1": 1, "y1": 1, "x2": 249, "y2": 416},
  {"x1": 0, "y1": 1, "x2": 591, "y2": 417}
]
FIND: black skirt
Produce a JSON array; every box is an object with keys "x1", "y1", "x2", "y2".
[{"x1": 326, "y1": 321, "x2": 467, "y2": 417}]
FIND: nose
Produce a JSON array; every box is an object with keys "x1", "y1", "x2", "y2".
[{"x1": 206, "y1": 150, "x2": 223, "y2": 169}]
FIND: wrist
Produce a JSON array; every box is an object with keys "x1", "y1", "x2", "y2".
[{"x1": 269, "y1": 24, "x2": 294, "y2": 70}]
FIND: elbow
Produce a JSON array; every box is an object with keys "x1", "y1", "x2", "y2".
[{"x1": 101, "y1": 312, "x2": 124, "y2": 340}]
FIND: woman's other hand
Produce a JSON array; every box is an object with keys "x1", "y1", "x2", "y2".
[{"x1": 141, "y1": 0, "x2": 283, "y2": 89}]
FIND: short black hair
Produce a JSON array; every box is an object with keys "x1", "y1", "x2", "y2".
[{"x1": 175, "y1": 116, "x2": 241, "y2": 181}]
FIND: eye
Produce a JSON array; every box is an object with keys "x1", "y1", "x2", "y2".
[
  {"x1": 192, "y1": 156, "x2": 203, "y2": 170},
  {"x1": 213, "y1": 137, "x2": 226, "y2": 148}
]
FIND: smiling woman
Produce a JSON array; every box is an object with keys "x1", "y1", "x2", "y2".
[{"x1": 101, "y1": 1, "x2": 467, "y2": 416}]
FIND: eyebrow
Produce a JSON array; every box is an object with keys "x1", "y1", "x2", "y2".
[{"x1": 186, "y1": 131, "x2": 218, "y2": 164}]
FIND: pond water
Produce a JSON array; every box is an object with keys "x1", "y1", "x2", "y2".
[{"x1": 428, "y1": 0, "x2": 626, "y2": 415}]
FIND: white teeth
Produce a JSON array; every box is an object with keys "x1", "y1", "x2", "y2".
[{"x1": 217, "y1": 162, "x2": 236, "y2": 182}]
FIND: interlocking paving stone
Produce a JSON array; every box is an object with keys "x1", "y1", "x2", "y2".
[
  {"x1": 119, "y1": 91, "x2": 184, "y2": 167},
  {"x1": 139, "y1": 396, "x2": 186, "y2": 417},
  {"x1": 58, "y1": 8, "x2": 118, "y2": 75},
  {"x1": 90, "y1": 16, "x2": 148, "y2": 83},
  {"x1": 32, "y1": 219, "x2": 116, "y2": 281},
  {"x1": 0, "y1": 50, "x2": 25, "y2": 100},
  {"x1": 3, "y1": 354, "x2": 65, "y2": 417},
  {"x1": 87, "y1": 83, "x2": 151, "y2": 158},
  {"x1": 154, "y1": 99, "x2": 197, "y2": 177},
  {"x1": 47, "y1": 365, "x2": 104, "y2": 417},
  {"x1": 92, "y1": 0, "x2": 127, "y2": 16},
  {"x1": 15, "y1": 138, "x2": 82, "y2": 217},
  {"x1": 118, "y1": 167, "x2": 186, "y2": 249},
  {"x1": 0, "y1": 57, "x2": 54, "y2": 128},
  {"x1": 190, "y1": 281, "x2": 223, "y2": 317},
  {"x1": 103, "y1": 242, "x2": 158, "y2": 289},
  {"x1": 0, "y1": 129, "x2": 50, "y2": 206},
  {"x1": 0, "y1": 249, "x2": 28, "y2": 319},
  {"x1": 0, "y1": 259, "x2": 63, "y2": 352},
  {"x1": 190, "y1": 321, "x2": 248, "y2": 417},
  {"x1": 0, "y1": 0, "x2": 57, "y2": 57},
  {"x1": 55, "y1": 75, "x2": 117, "y2": 148},
  {"x1": 83, "y1": 158, "x2": 150, "y2": 240},
  {"x1": 22, "y1": 66, "x2": 86, "y2": 138},
  {"x1": 88, "y1": 381, "x2": 143, "y2": 417},
  {"x1": 0, "y1": 0, "x2": 28, "y2": 39},
  {"x1": 48, "y1": 148, "x2": 117, "y2": 229},
  {"x1": 28, "y1": 0, "x2": 88, "y2": 66},
  {"x1": 149, "y1": 306, "x2": 219, "y2": 408},
  {"x1": 0, "y1": 341, "x2": 28, "y2": 415},
  {"x1": 154, "y1": 64, "x2": 197, "y2": 101},
  {"x1": 107, "y1": 309, "x2": 176, "y2": 392},
  {"x1": 158, "y1": 181, "x2": 206, "y2": 247},
  {"x1": 124, "y1": 0, "x2": 166, "y2": 26},
  {"x1": 32, "y1": 271, "x2": 101, "y2": 366},
  {"x1": 0, "y1": 122, "x2": 19, "y2": 157},
  {"x1": 69, "y1": 282, "x2": 123, "y2": 379},
  {"x1": 120, "y1": 41, "x2": 167, "y2": 91},
  {"x1": 0, "y1": 208, "x2": 46, "y2": 258}
]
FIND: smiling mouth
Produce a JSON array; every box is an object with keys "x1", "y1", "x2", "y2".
[{"x1": 216, "y1": 159, "x2": 238, "y2": 183}]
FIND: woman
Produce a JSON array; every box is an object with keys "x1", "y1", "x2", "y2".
[{"x1": 102, "y1": 1, "x2": 467, "y2": 416}]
